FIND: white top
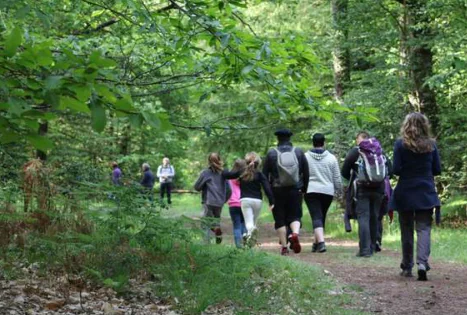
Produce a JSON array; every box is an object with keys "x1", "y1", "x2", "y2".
[
  {"x1": 305, "y1": 150, "x2": 342, "y2": 196},
  {"x1": 157, "y1": 165, "x2": 175, "y2": 183}
]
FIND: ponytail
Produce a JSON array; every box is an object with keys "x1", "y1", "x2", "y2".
[{"x1": 241, "y1": 152, "x2": 261, "y2": 181}]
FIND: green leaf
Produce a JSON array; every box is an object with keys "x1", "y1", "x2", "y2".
[
  {"x1": 15, "y1": 6, "x2": 31, "y2": 19},
  {"x1": 129, "y1": 114, "x2": 143, "y2": 128},
  {"x1": 0, "y1": 131, "x2": 20, "y2": 144},
  {"x1": 60, "y1": 96, "x2": 90, "y2": 113},
  {"x1": 114, "y1": 98, "x2": 135, "y2": 112},
  {"x1": 0, "y1": 103, "x2": 9, "y2": 111},
  {"x1": 69, "y1": 85, "x2": 92, "y2": 102},
  {"x1": 241, "y1": 64, "x2": 254, "y2": 75},
  {"x1": 45, "y1": 92, "x2": 61, "y2": 109},
  {"x1": 5, "y1": 26, "x2": 23, "y2": 57},
  {"x1": 36, "y1": 48, "x2": 53, "y2": 66},
  {"x1": 45, "y1": 76, "x2": 62, "y2": 90},
  {"x1": 95, "y1": 84, "x2": 117, "y2": 103},
  {"x1": 199, "y1": 92, "x2": 210, "y2": 103},
  {"x1": 158, "y1": 113, "x2": 173, "y2": 131},
  {"x1": 141, "y1": 111, "x2": 160, "y2": 128},
  {"x1": 89, "y1": 51, "x2": 117, "y2": 68},
  {"x1": 26, "y1": 134, "x2": 54, "y2": 151},
  {"x1": 91, "y1": 104, "x2": 106, "y2": 132}
]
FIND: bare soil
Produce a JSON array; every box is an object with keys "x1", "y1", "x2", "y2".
[{"x1": 255, "y1": 221, "x2": 467, "y2": 315}]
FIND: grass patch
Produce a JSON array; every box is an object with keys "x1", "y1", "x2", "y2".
[
  {"x1": 169, "y1": 194, "x2": 467, "y2": 265},
  {"x1": 151, "y1": 244, "x2": 362, "y2": 314}
]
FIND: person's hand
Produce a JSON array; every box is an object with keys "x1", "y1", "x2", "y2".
[{"x1": 269, "y1": 204, "x2": 275, "y2": 211}]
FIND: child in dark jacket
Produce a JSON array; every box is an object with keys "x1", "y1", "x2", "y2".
[
  {"x1": 194, "y1": 153, "x2": 238, "y2": 244},
  {"x1": 239, "y1": 152, "x2": 274, "y2": 247}
]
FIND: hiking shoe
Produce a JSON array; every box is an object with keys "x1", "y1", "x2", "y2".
[
  {"x1": 281, "y1": 247, "x2": 289, "y2": 256},
  {"x1": 311, "y1": 243, "x2": 318, "y2": 253},
  {"x1": 417, "y1": 264, "x2": 428, "y2": 281},
  {"x1": 245, "y1": 229, "x2": 258, "y2": 248},
  {"x1": 288, "y1": 233, "x2": 302, "y2": 254},
  {"x1": 248, "y1": 228, "x2": 258, "y2": 247},
  {"x1": 375, "y1": 241, "x2": 382, "y2": 252},
  {"x1": 400, "y1": 269, "x2": 413, "y2": 277},
  {"x1": 214, "y1": 228, "x2": 222, "y2": 244},
  {"x1": 355, "y1": 252, "x2": 372, "y2": 258},
  {"x1": 317, "y1": 242, "x2": 327, "y2": 253},
  {"x1": 243, "y1": 234, "x2": 248, "y2": 247}
]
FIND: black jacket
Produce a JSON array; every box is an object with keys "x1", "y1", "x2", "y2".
[
  {"x1": 240, "y1": 172, "x2": 274, "y2": 205},
  {"x1": 262, "y1": 141, "x2": 309, "y2": 192}
]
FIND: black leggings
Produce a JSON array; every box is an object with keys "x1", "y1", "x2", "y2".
[{"x1": 304, "y1": 193, "x2": 334, "y2": 229}]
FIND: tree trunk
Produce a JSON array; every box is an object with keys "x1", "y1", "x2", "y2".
[
  {"x1": 36, "y1": 122, "x2": 48, "y2": 161},
  {"x1": 331, "y1": 0, "x2": 351, "y2": 101},
  {"x1": 119, "y1": 122, "x2": 131, "y2": 155},
  {"x1": 404, "y1": 0, "x2": 439, "y2": 135}
]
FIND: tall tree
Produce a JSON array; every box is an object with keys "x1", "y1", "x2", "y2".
[
  {"x1": 331, "y1": 0, "x2": 351, "y2": 101},
  {"x1": 398, "y1": 0, "x2": 439, "y2": 134}
]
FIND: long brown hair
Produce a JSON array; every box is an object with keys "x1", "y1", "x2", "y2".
[
  {"x1": 241, "y1": 152, "x2": 261, "y2": 182},
  {"x1": 208, "y1": 152, "x2": 224, "y2": 173},
  {"x1": 231, "y1": 159, "x2": 246, "y2": 173},
  {"x1": 401, "y1": 112, "x2": 435, "y2": 153}
]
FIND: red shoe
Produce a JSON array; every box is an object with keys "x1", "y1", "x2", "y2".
[
  {"x1": 289, "y1": 233, "x2": 301, "y2": 254},
  {"x1": 281, "y1": 247, "x2": 289, "y2": 256},
  {"x1": 214, "y1": 228, "x2": 222, "y2": 244}
]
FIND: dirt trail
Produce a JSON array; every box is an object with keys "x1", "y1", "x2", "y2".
[{"x1": 251, "y1": 222, "x2": 467, "y2": 315}]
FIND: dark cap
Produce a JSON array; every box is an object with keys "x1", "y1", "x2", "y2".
[{"x1": 274, "y1": 129, "x2": 293, "y2": 137}]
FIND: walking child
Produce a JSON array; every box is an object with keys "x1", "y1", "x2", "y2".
[
  {"x1": 239, "y1": 152, "x2": 274, "y2": 247},
  {"x1": 194, "y1": 153, "x2": 238, "y2": 244},
  {"x1": 227, "y1": 159, "x2": 247, "y2": 248}
]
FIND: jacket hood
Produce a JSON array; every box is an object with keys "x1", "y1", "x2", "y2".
[{"x1": 309, "y1": 149, "x2": 329, "y2": 161}]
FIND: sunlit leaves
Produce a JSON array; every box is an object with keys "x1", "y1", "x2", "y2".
[{"x1": 4, "y1": 26, "x2": 23, "y2": 58}]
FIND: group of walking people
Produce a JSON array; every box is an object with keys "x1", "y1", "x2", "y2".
[
  {"x1": 195, "y1": 112, "x2": 441, "y2": 281},
  {"x1": 111, "y1": 158, "x2": 175, "y2": 204}
]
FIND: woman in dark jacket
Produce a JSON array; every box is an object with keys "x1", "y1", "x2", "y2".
[{"x1": 391, "y1": 113, "x2": 441, "y2": 281}]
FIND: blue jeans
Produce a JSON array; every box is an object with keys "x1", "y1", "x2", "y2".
[{"x1": 229, "y1": 206, "x2": 246, "y2": 248}]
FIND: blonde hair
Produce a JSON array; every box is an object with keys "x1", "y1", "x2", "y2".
[
  {"x1": 208, "y1": 153, "x2": 223, "y2": 173},
  {"x1": 241, "y1": 152, "x2": 261, "y2": 182},
  {"x1": 231, "y1": 159, "x2": 246, "y2": 173},
  {"x1": 401, "y1": 112, "x2": 434, "y2": 153}
]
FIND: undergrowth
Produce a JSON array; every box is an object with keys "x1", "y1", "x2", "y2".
[{"x1": 0, "y1": 188, "x2": 362, "y2": 314}]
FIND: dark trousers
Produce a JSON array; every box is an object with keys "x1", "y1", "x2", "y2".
[
  {"x1": 304, "y1": 193, "x2": 334, "y2": 229},
  {"x1": 272, "y1": 187, "x2": 302, "y2": 230},
  {"x1": 160, "y1": 182, "x2": 172, "y2": 204},
  {"x1": 356, "y1": 190, "x2": 383, "y2": 255},
  {"x1": 399, "y1": 209, "x2": 433, "y2": 270}
]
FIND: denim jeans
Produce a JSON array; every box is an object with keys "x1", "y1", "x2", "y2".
[
  {"x1": 229, "y1": 206, "x2": 247, "y2": 248},
  {"x1": 356, "y1": 189, "x2": 383, "y2": 255}
]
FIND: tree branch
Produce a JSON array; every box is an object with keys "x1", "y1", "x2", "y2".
[
  {"x1": 232, "y1": 12, "x2": 257, "y2": 36},
  {"x1": 73, "y1": 18, "x2": 119, "y2": 35},
  {"x1": 80, "y1": 0, "x2": 139, "y2": 25}
]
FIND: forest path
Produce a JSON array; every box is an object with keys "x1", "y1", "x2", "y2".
[{"x1": 248, "y1": 221, "x2": 467, "y2": 315}]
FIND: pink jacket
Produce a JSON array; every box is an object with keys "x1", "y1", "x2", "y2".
[{"x1": 227, "y1": 179, "x2": 241, "y2": 207}]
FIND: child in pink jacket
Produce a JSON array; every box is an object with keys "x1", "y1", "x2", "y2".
[{"x1": 228, "y1": 159, "x2": 247, "y2": 248}]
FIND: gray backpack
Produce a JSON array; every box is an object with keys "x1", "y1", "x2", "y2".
[{"x1": 274, "y1": 148, "x2": 300, "y2": 187}]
